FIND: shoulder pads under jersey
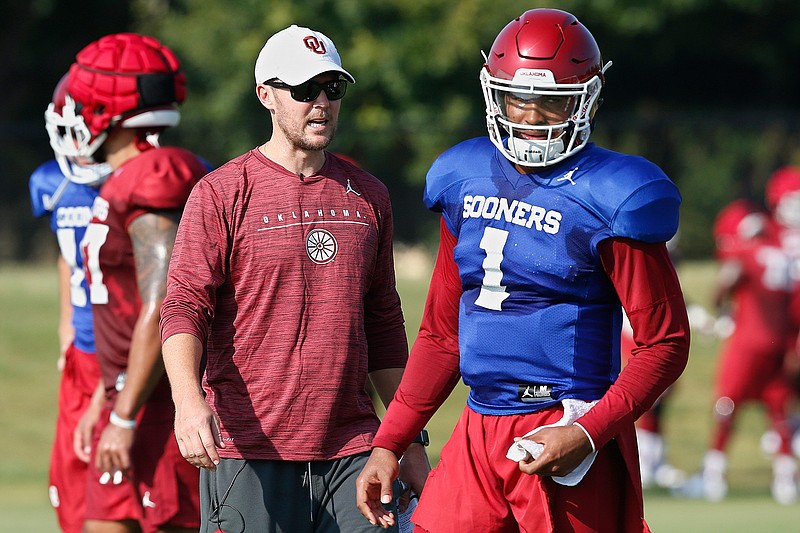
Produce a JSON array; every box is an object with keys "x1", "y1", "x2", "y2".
[
  {"x1": 584, "y1": 149, "x2": 681, "y2": 243},
  {"x1": 424, "y1": 137, "x2": 496, "y2": 211}
]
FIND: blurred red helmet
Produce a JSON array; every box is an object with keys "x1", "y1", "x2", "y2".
[
  {"x1": 765, "y1": 166, "x2": 800, "y2": 229},
  {"x1": 713, "y1": 199, "x2": 767, "y2": 257},
  {"x1": 766, "y1": 166, "x2": 800, "y2": 209},
  {"x1": 480, "y1": 8, "x2": 610, "y2": 167}
]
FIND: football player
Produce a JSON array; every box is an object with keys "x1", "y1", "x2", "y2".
[
  {"x1": 357, "y1": 8, "x2": 690, "y2": 532},
  {"x1": 766, "y1": 166, "x2": 800, "y2": 355},
  {"x1": 48, "y1": 33, "x2": 207, "y2": 532},
  {"x1": 680, "y1": 199, "x2": 797, "y2": 504},
  {"x1": 29, "y1": 74, "x2": 110, "y2": 533}
]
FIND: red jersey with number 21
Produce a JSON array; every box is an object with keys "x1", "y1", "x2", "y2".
[{"x1": 83, "y1": 147, "x2": 207, "y2": 401}]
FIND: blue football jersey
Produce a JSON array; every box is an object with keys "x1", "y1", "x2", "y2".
[
  {"x1": 425, "y1": 139, "x2": 681, "y2": 415},
  {"x1": 29, "y1": 160, "x2": 99, "y2": 353}
]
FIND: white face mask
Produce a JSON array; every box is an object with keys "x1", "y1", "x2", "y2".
[
  {"x1": 480, "y1": 62, "x2": 611, "y2": 168},
  {"x1": 737, "y1": 212, "x2": 766, "y2": 239},
  {"x1": 776, "y1": 191, "x2": 800, "y2": 229},
  {"x1": 54, "y1": 156, "x2": 112, "y2": 187},
  {"x1": 45, "y1": 96, "x2": 108, "y2": 166}
]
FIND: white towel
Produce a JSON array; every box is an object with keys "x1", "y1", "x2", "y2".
[{"x1": 506, "y1": 399, "x2": 599, "y2": 486}]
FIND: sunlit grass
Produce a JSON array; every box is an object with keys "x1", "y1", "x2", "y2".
[{"x1": 1, "y1": 256, "x2": 797, "y2": 531}]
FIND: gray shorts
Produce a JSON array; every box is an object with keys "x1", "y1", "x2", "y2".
[{"x1": 200, "y1": 453, "x2": 399, "y2": 533}]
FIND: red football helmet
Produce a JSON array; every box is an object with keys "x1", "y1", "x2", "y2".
[
  {"x1": 766, "y1": 166, "x2": 800, "y2": 229},
  {"x1": 480, "y1": 9, "x2": 610, "y2": 167},
  {"x1": 47, "y1": 33, "x2": 186, "y2": 163},
  {"x1": 712, "y1": 199, "x2": 767, "y2": 257}
]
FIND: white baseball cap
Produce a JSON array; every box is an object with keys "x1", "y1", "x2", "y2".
[{"x1": 254, "y1": 25, "x2": 355, "y2": 86}]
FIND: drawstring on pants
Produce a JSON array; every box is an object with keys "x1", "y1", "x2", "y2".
[{"x1": 304, "y1": 462, "x2": 314, "y2": 523}]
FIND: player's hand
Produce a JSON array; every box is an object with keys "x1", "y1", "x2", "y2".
[
  {"x1": 516, "y1": 425, "x2": 592, "y2": 477},
  {"x1": 356, "y1": 447, "x2": 400, "y2": 529},
  {"x1": 95, "y1": 423, "x2": 135, "y2": 476},
  {"x1": 398, "y1": 442, "x2": 431, "y2": 497},
  {"x1": 73, "y1": 400, "x2": 103, "y2": 463},
  {"x1": 57, "y1": 329, "x2": 73, "y2": 372},
  {"x1": 173, "y1": 394, "x2": 224, "y2": 470}
]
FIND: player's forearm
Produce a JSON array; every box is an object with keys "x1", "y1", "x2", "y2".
[
  {"x1": 114, "y1": 210, "x2": 180, "y2": 420},
  {"x1": 90, "y1": 378, "x2": 106, "y2": 409},
  {"x1": 56, "y1": 256, "x2": 75, "y2": 354},
  {"x1": 372, "y1": 333, "x2": 461, "y2": 457},
  {"x1": 577, "y1": 311, "x2": 689, "y2": 448},
  {"x1": 369, "y1": 367, "x2": 405, "y2": 408},
  {"x1": 371, "y1": 218, "x2": 463, "y2": 455},
  {"x1": 582, "y1": 238, "x2": 690, "y2": 448},
  {"x1": 112, "y1": 302, "x2": 166, "y2": 420}
]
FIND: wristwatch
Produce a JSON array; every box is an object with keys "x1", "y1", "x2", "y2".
[{"x1": 412, "y1": 429, "x2": 430, "y2": 446}]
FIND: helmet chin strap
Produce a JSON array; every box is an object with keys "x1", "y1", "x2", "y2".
[
  {"x1": 133, "y1": 130, "x2": 163, "y2": 152},
  {"x1": 55, "y1": 154, "x2": 112, "y2": 187}
]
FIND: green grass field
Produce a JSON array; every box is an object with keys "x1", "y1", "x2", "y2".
[{"x1": 1, "y1": 258, "x2": 798, "y2": 531}]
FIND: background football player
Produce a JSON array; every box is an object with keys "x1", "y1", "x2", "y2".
[
  {"x1": 684, "y1": 200, "x2": 797, "y2": 504},
  {"x1": 28, "y1": 74, "x2": 110, "y2": 533},
  {"x1": 48, "y1": 33, "x2": 207, "y2": 533}
]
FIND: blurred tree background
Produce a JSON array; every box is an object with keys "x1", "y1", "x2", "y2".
[{"x1": 3, "y1": 0, "x2": 800, "y2": 261}]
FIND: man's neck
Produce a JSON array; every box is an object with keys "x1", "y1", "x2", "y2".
[
  {"x1": 106, "y1": 143, "x2": 142, "y2": 171},
  {"x1": 258, "y1": 139, "x2": 325, "y2": 178},
  {"x1": 102, "y1": 127, "x2": 142, "y2": 171}
]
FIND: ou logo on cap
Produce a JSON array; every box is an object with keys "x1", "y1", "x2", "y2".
[
  {"x1": 304, "y1": 36, "x2": 327, "y2": 55},
  {"x1": 306, "y1": 228, "x2": 337, "y2": 264}
]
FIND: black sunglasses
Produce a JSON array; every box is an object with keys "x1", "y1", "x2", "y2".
[{"x1": 264, "y1": 78, "x2": 348, "y2": 102}]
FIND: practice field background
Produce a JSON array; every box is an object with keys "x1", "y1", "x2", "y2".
[{"x1": 1, "y1": 257, "x2": 798, "y2": 531}]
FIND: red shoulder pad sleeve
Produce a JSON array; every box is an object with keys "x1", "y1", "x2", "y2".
[
  {"x1": 127, "y1": 147, "x2": 207, "y2": 211},
  {"x1": 576, "y1": 238, "x2": 690, "y2": 448},
  {"x1": 372, "y1": 217, "x2": 463, "y2": 456}
]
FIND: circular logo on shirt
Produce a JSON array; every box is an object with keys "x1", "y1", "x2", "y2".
[{"x1": 306, "y1": 228, "x2": 337, "y2": 264}]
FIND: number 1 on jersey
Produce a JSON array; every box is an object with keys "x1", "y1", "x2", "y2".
[{"x1": 475, "y1": 226, "x2": 510, "y2": 310}]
